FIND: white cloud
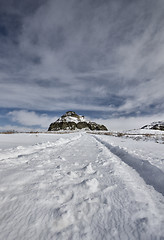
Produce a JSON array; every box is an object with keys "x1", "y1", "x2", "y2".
[{"x1": 8, "y1": 110, "x2": 58, "y2": 128}]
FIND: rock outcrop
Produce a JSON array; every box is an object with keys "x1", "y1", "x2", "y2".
[
  {"x1": 141, "y1": 121, "x2": 164, "y2": 131},
  {"x1": 48, "y1": 111, "x2": 108, "y2": 131}
]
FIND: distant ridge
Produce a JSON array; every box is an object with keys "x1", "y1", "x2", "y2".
[
  {"x1": 48, "y1": 111, "x2": 108, "y2": 131},
  {"x1": 141, "y1": 121, "x2": 164, "y2": 131}
]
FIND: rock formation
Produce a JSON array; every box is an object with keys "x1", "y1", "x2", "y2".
[{"x1": 48, "y1": 111, "x2": 108, "y2": 131}]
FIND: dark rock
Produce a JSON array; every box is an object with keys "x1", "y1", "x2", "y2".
[
  {"x1": 151, "y1": 124, "x2": 164, "y2": 131},
  {"x1": 141, "y1": 125, "x2": 148, "y2": 129}
]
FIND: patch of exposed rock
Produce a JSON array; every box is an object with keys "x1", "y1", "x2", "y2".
[{"x1": 48, "y1": 111, "x2": 108, "y2": 131}]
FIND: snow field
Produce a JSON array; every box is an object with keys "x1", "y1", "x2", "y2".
[{"x1": 0, "y1": 133, "x2": 164, "y2": 240}]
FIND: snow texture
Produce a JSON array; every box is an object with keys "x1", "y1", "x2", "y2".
[
  {"x1": 57, "y1": 115, "x2": 87, "y2": 124},
  {"x1": 0, "y1": 133, "x2": 164, "y2": 240}
]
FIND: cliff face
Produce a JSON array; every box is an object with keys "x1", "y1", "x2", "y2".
[{"x1": 48, "y1": 111, "x2": 108, "y2": 131}]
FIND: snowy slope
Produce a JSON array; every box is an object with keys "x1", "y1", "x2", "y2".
[
  {"x1": 141, "y1": 121, "x2": 164, "y2": 130},
  {"x1": 55, "y1": 111, "x2": 87, "y2": 124},
  {"x1": 0, "y1": 133, "x2": 164, "y2": 240},
  {"x1": 57, "y1": 115, "x2": 87, "y2": 124}
]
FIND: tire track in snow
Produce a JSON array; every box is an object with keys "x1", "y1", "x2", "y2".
[
  {"x1": 93, "y1": 136, "x2": 164, "y2": 240},
  {"x1": 94, "y1": 141, "x2": 148, "y2": 240},
  {"x1": 94, "y1": 136, "x2": 164, "y2": 196}
]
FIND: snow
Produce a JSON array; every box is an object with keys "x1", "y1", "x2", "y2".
[
  {"x1": 94, "y1": 136, "x2": 164, "y2": 195},
  {"x1": 0, "y1": 133, "x2": 61, "y2": 149},
  {"x1": 0, "y1": 132, "x2": 164, "y2": 240},
  {"x1": 96, "y1": 133, "x2": 164, "y2": 171},
  {"x1": 57, "y1": 115, "x2": 88, "y2": 124},
  {"x1": 124, "y1": 128, "x2": 164, "y2": 135},
  {"x1": 106, "y1": 128, "x2": 164, "y2": 144}
]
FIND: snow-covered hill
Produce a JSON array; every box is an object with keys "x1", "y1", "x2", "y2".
[
  {"x1": 0, "y1": 133, "x2": 164, "y2": 240},
  {"x1": 57, "y1": 111, "x2": 87, "y2": 123},
  {"x1": 141, "y1": 121, "x2": 164, "y2": 131}
]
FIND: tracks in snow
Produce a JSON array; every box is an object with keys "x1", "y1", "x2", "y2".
[
  {"x1": 94, "y1": 136, "x2": 164, "y2": 196},
  {"x1": 0, "y1": 133, "x2": 164, "y2": 240}
]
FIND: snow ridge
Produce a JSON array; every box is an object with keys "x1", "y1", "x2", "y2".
[{"x1": 57, "y1": 116, "x2": 87, "y2": 124}]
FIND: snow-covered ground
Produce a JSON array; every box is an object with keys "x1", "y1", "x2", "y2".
[
  {"x1": 0, "y1": 132, "x2": 164, "y2": 240},
  {"x1": 121, "y1": 129, "x2": 164, "y2": 144}
]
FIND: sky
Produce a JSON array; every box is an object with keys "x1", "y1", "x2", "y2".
[{"x1": 0, "y1": 0, "x2": 164, "y2": 131}]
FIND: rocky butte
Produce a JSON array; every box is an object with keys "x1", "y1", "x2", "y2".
[{"x1": 48, "y1": 111, "x2": 108, "y2": 131}]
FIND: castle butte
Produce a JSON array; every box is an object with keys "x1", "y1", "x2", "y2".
[{"x1": 48, "y1": 111, "x2": 108, "y2": 131}]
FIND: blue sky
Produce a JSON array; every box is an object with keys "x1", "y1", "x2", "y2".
[{"x1": 0, "y1": 0, "x2": 164, "y2": 131}]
